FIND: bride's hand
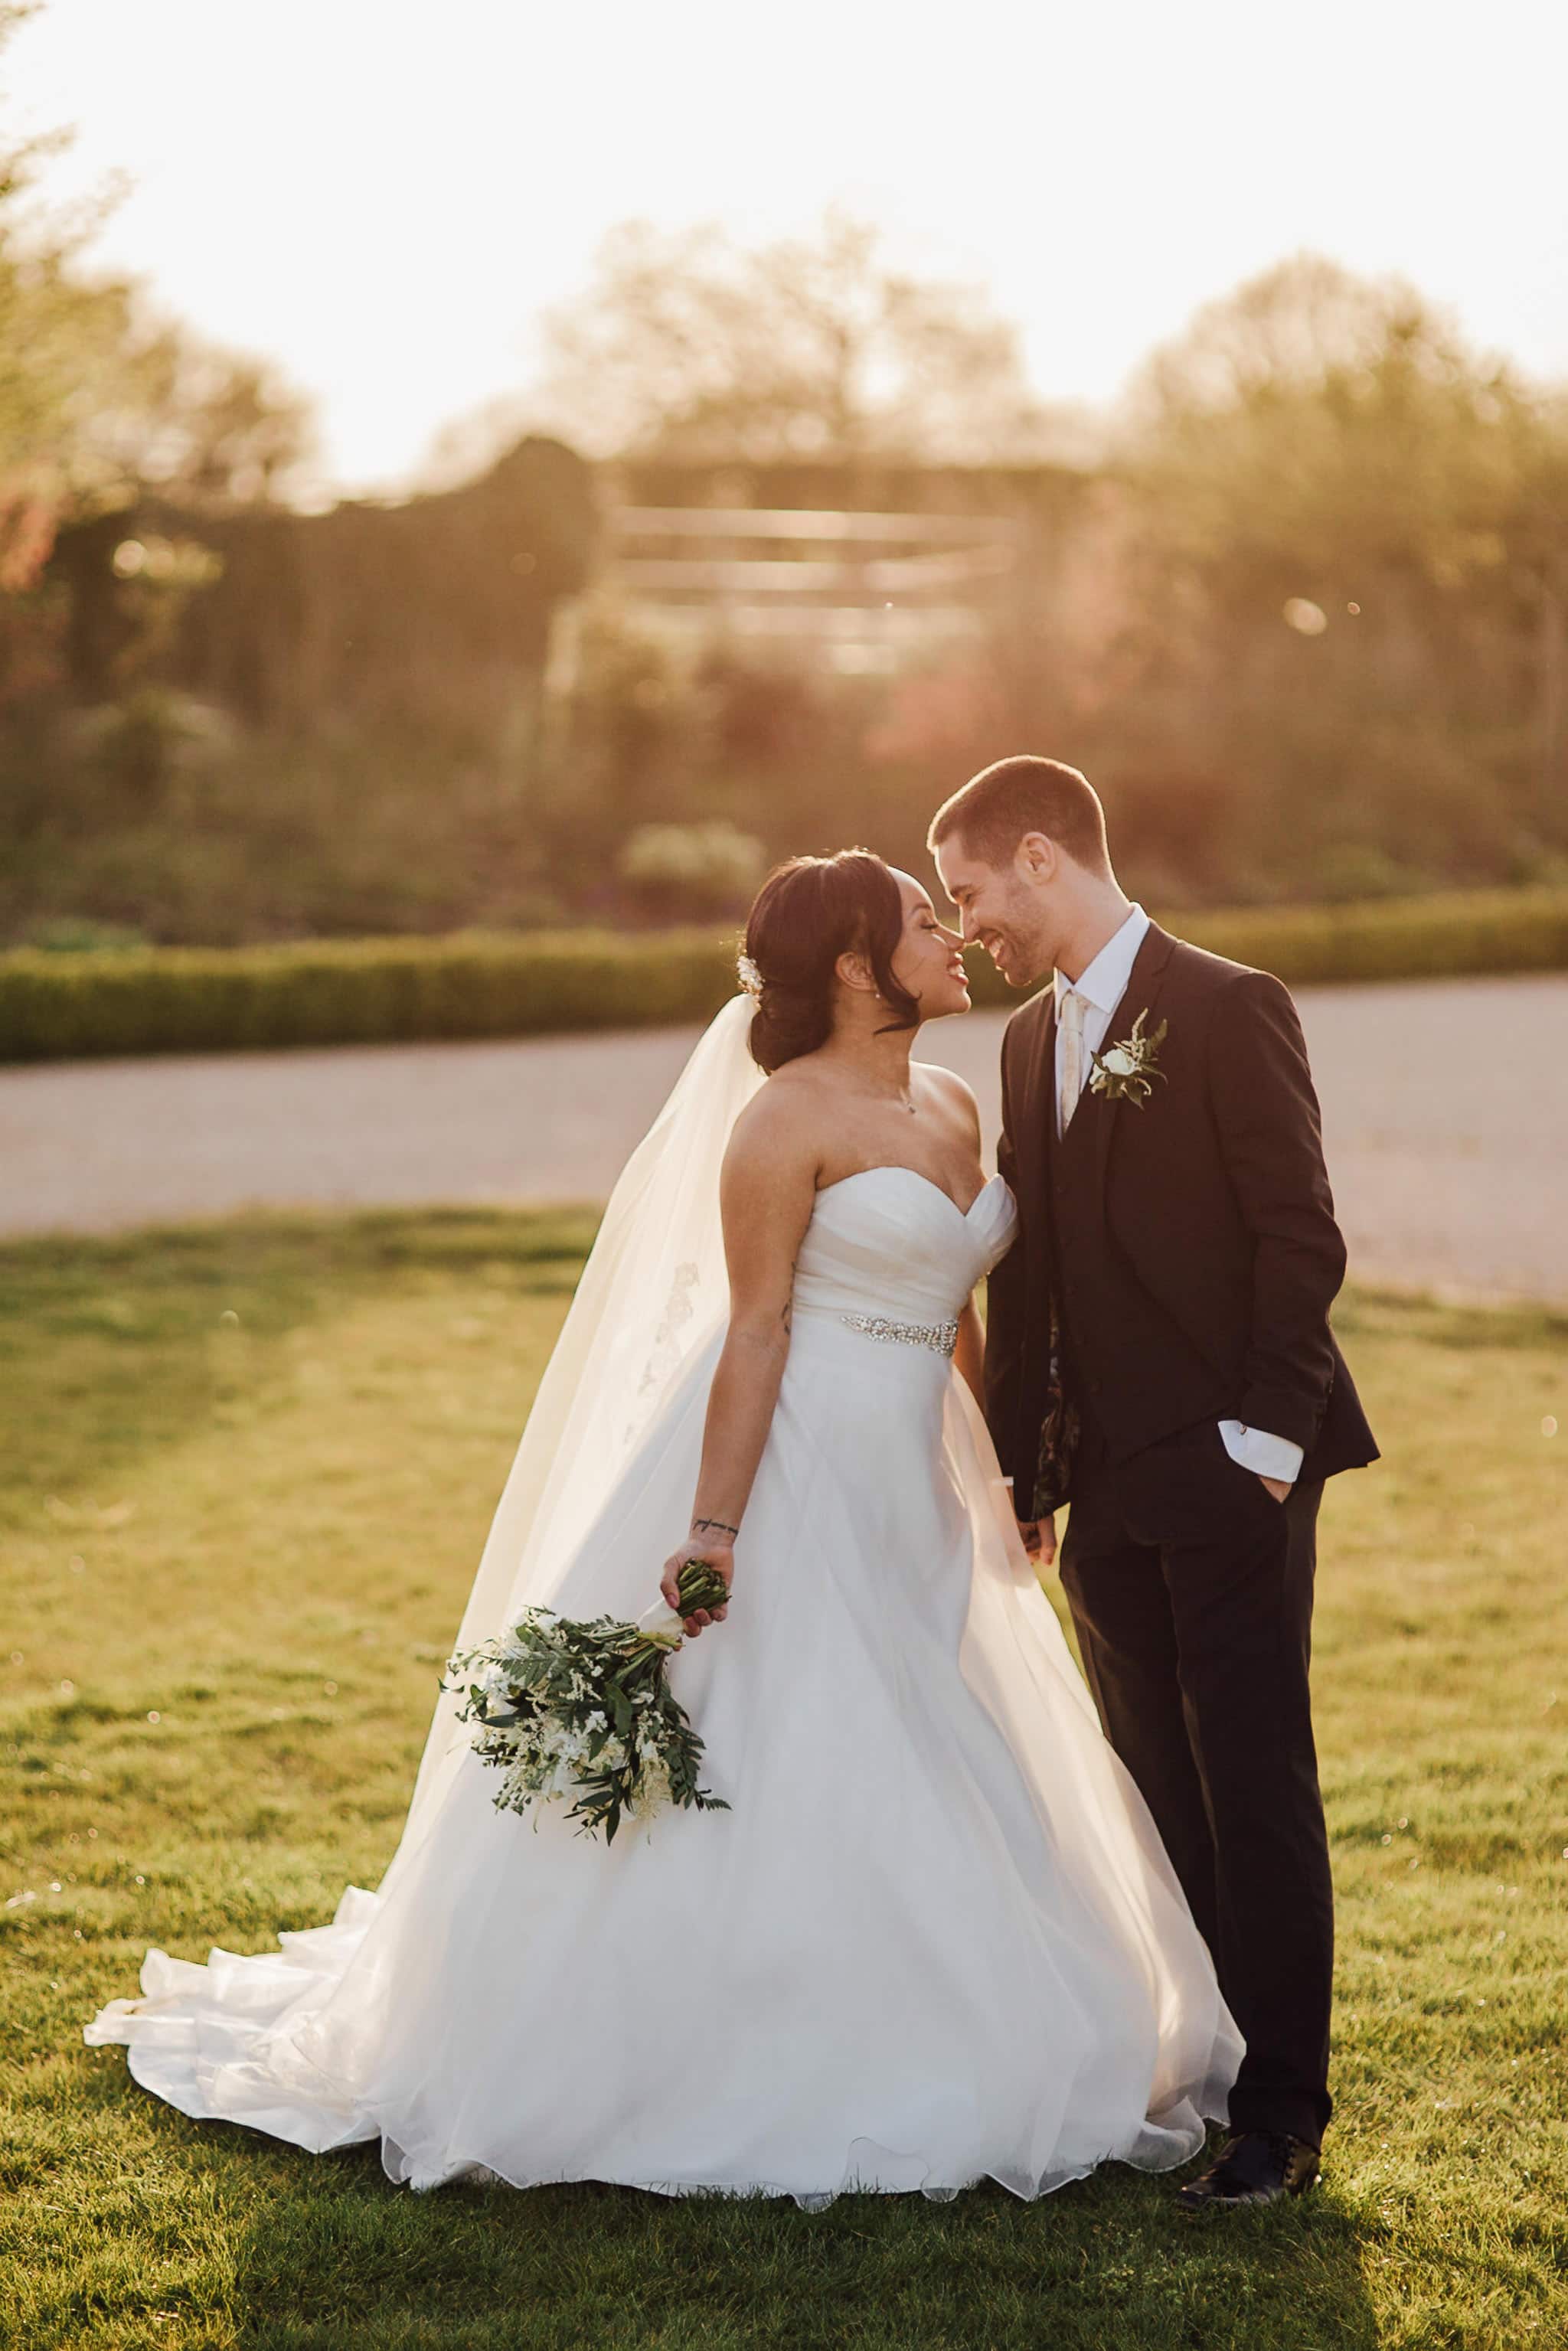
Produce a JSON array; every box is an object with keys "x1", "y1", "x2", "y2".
[{"x1": 659, "y1": 1539, "x2": 734, "y2": 1637}]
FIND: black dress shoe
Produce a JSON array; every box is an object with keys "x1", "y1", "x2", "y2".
[{"x1": 1175, "y1": 2131, "x2": 1321, "y2": 2210}]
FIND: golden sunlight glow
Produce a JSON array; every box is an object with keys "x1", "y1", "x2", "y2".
[{"x1": 8, "y1": 0, "x2": 1567, "y2": 495}]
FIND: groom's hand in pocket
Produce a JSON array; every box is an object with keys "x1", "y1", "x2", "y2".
[{"x1": 1018, "y1": 1514, "x2": 1057, "y2": 1566}]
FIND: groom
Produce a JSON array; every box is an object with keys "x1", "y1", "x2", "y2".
[{"x1": 930, "y1": 756, "x2": 1378, "y2": 2211}]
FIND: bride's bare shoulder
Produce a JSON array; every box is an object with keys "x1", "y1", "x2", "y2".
[
  {"x1": 913, "y1": 1060, "x2": 982, "y2": 1141},
  {"x1": 914, "y1": 1059, "x2": 978, "y2": 1106},
  {"x1": 725, "y1": 1063, "x2": 831, "y2": 1174}
]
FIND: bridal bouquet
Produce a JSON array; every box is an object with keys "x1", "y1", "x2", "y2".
[{"x1": 444, "y1": 1559, "x2": 731, "y2": 1844}]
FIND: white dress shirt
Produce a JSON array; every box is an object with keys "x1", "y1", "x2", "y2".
[{"x1": 1054, "y1": 905, "x2": 1303, "y2": 1490}]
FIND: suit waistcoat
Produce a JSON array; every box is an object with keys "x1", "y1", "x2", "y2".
[{"x1": 1043, "y1": 1073, "x2": 1231, "y2": 1453}]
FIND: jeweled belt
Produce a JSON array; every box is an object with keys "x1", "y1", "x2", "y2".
[{"x1": 838, "y1": 1311, "x2": 959, "y2": 1358}]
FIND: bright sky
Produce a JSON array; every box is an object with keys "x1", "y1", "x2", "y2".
[{"x1": 9, "y1": 0, "x2": 1567, "y2": 495}]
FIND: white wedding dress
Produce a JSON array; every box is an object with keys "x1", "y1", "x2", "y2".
[{"x1": 87, "y1": 1001, "x2": 1240, "y2": 2205}]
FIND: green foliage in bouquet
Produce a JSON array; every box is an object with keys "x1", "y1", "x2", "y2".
[{"x1": 445, "y1": 1559, "x2": 731, "y2": 1845}]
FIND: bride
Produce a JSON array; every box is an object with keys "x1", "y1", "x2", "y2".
[{"x1": 87, "y1": 850, "x2": 1241, "y2": 2205}]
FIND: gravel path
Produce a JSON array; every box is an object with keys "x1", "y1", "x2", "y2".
[{"x1": 2, "y1": 975, "x2": 1563, "y2": 1304}]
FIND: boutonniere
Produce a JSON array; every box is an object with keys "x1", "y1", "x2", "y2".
[{"x1": 1089, "y1": 1007, "x2": 1168, "y2": 1106}]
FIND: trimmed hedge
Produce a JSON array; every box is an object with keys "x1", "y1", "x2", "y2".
[
  {"x1": 2, "y1": 890, "x2": 1566, "y2": 1063},
  {"x1": 1169, "y1": 887, "x2": 1568, "y2": 989},
  {"x1": 961, "y1": 887, "x2": 1568, "y2": 1007},
  {"x1": 0, "y1": 928, "x2": 742, "y2": 1063}
]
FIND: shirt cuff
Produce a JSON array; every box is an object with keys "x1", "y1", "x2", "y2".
[{"x1": 1217, "y1": 1419, "x2": 1305, "y2": 1484}]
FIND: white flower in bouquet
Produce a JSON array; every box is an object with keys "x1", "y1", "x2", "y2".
[{"x1": 631, "y1": 1755, "x2": 674, "y2": 1823}]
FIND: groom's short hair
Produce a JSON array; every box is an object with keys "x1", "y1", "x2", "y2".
[{"x1": 928, "y1": 756, "x2": 1111, "y2": 875}]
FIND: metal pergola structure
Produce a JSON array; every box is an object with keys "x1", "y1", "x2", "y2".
[{"x1": 604, "y1": 505, "x2": 1027, "y2": 670}]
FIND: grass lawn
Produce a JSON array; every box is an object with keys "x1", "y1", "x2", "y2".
[{"x1": 2, "y1": 1207, "x2": 1565, "y2": 2350}]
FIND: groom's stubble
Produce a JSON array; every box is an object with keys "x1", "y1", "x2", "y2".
[
  {"x1": 931, "y1": 834, "x2": 1068, "y2": 994},
  {"x1": 929, "y1": 756, "x2": 1131, "y2": 991}
]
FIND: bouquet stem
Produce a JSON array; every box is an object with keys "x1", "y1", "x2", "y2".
[{"x1": 635, "y1": 1557, "x2": 732, "y2": 1647}]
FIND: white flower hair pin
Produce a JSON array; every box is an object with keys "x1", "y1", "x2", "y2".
[{"x1": 1089, "y1": 1007, "x2": 1168, "y2": 1107}]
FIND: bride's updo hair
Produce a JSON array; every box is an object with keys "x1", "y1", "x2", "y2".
[{"x1": 739, "y1": 850, "x2": 920, "y2": 1074}]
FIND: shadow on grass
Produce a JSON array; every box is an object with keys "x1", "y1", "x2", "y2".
[
  {"x1": 1331, "y1": 1282, "x2": 1568, "y2": 1353},
  {"x1": 216, "y1": 2134, "x2": 1381, "y2": 2351},
  {"x1": 0, "y1": 1204, "x2": 599, "y2": 1525}
]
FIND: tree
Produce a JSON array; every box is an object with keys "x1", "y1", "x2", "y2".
[
  {"x1": 67, "y1": 323, "x2": 318, "y2": 510},
  {"x1": 435, "y1": 208, "x2": 1070, "y2": 470},
  {"x1": 1124, "y1": 252, "x2": 1537, "y2": 601},
  {"x1": 0, "y1": 0, "x2": 315, "y2": 598},
  {"x1": 1108, "y1": 254, "x2": 1568, "y2": 883}
]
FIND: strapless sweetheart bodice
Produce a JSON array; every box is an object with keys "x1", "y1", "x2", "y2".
[{"x1": 791, "y1": 1166, "x2": 1017, "y2": 1331}]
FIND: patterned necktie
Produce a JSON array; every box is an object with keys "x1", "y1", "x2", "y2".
[{"x1": 1058, "y1": 988, "x2": 1087, "y2": 1134}]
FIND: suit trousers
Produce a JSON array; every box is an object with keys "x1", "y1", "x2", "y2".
[{"x1": 1057, "y1": 1415, "x2": 1334, "y2": 2148}]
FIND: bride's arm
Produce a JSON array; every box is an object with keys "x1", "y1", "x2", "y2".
[
  {"x1": 922, "y1": 1069, "x2": 986, "y2": 1411},
  {"x1": 658, "y1": 1102, "x2": 818, "y2": 1635},
  {"x1": 954, "y1": 1298, "x2": 985, "y2": 1408}
]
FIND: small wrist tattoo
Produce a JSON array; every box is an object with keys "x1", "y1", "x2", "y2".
[{"x1": 691, "y1": 1516, "x2": 739, "y2": 1540}]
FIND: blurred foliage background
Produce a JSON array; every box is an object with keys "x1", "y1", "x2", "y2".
[{"x1": 2, "y1": 4, "x2": 1566, "y2": 952}]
